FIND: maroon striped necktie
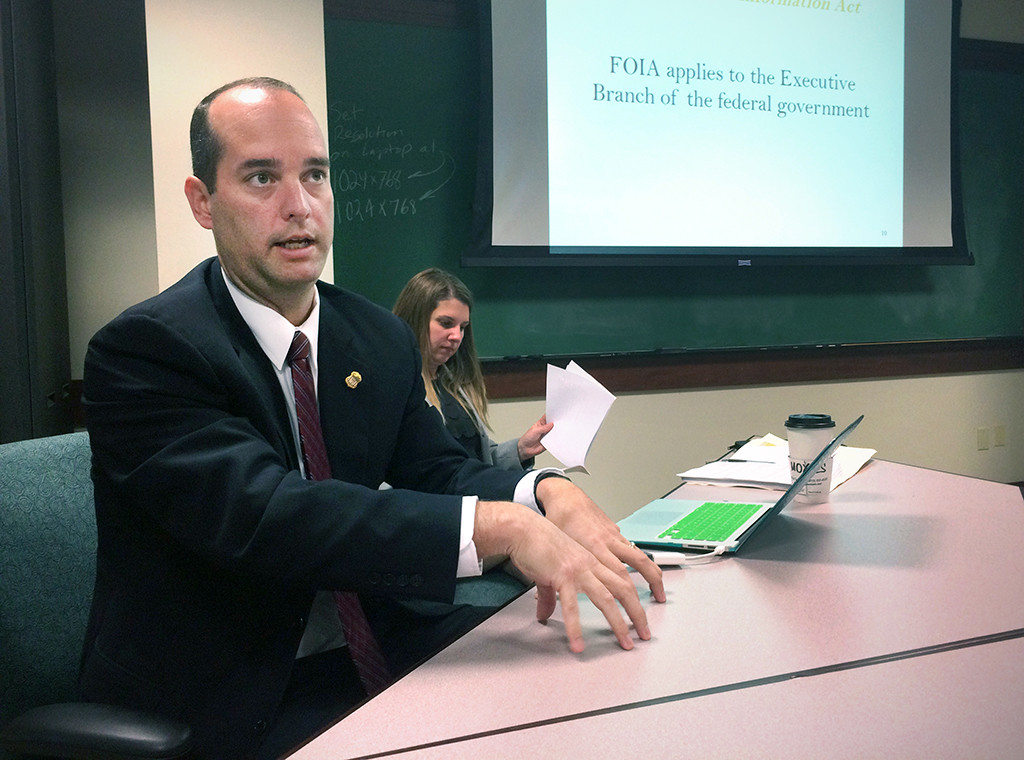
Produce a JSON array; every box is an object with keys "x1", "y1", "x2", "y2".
[{"x1": 287, "y1": 330, "x2": 390, "y2": 696}]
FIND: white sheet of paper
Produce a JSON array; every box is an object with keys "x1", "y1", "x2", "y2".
[{"x1": 542, "y1": 361, "x2": 615, "y2": 473}]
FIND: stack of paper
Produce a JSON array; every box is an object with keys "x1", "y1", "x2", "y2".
[
  {"x1": 678, "y1": 433, "x2": 875, "y2": 491},
  {"x1": 542, "y1": 361, "x2": 615, "y2": 473}
]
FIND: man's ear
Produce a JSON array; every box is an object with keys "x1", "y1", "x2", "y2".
[{"x1": 184, "y1": 175, "x2": 214, "y2": 230}]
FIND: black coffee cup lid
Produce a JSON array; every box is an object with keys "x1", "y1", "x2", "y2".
[{"x1": 785, "y1": 413, "x2": 835, "y2": 429}]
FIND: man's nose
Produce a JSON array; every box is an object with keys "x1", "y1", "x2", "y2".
[{"x1": 281, "y1": 179, "x2": 312, "y2": 219}]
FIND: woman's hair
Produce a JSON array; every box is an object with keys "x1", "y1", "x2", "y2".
[{"x1": 393, "y1": 268, "x2": 489, "y2": 426}]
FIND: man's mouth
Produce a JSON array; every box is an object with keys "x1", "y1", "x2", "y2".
[{"x1": 278, "y1": 237, "x2": 314, "y2": 250}]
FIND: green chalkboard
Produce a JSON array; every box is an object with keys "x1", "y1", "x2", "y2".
[{"x1": 325, "y1": 14, "x2": 1023, "y2": 361}]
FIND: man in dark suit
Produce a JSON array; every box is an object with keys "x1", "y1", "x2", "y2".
[{"x1": 80, "y1": 77, "x2": 664, "y2": 759}]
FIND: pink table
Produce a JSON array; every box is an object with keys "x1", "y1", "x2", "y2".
[{"x1": 288, "y1": 461, "x2": 1024, "y2": 759}]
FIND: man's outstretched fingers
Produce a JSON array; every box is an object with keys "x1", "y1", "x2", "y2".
[
  {"x1": 556, "y1": 581, "x2": 586, "y2": 653},
  {"x1": 535, "y1": 584, "x2": 557, "y2": 623},
  {"x1": 578, "y1": 573, "x2": 636, "y2": 651}
]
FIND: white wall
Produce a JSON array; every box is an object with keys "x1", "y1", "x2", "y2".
[{"x1": 145, "y1": 0, "x2": 335, "y2": 294}]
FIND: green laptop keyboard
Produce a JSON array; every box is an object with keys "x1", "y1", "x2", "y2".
[{"x1": 658, "y1": 501, "x2": 764, "y2": 542}]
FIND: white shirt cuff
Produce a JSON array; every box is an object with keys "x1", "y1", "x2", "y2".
[
  {"x1": 457, "y1": 495, "x2": 482, "y2": 578},
  {"x1": 514, "y1": 467, "x2": 564, "y2": 514},
  {"x1": 457, "y1": 469, "x2": 565, "y2": 578}
]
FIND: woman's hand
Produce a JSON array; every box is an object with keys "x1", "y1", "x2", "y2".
[{"x1": 518, "y1": 415, "x2": 554, "y2": 462}]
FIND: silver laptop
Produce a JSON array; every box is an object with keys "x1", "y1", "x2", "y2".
[{"x1": 620, "y1": 416, "x2": 863, "y2": 554}]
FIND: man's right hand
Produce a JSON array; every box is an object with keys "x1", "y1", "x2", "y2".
[{"x1": 473, "y1": 501, "x2": 653, "y2": 653}]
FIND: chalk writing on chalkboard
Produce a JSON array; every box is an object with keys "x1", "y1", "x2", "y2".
[{"x1": 328, "y1": 99, "x2": 456, "y2": 224}]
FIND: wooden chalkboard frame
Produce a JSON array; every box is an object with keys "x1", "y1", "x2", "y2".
[{"x1": 482, "y1": 337, "x2": 1024, "y2": 398}]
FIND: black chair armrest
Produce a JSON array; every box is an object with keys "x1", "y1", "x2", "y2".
[{"x1": 0, "y1": 702, "x2": 192, "y2": 759}]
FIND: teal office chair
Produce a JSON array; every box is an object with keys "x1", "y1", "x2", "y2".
[{"x1": 0, "y1": 432, "x2": 192, "y2": 759}]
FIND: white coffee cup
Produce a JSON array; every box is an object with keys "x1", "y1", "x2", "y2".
[{"x1": 785, "y1": 414, "x2": 836, "y2": 504}]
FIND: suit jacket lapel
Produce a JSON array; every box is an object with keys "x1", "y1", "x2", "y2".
[
  {"x1": 205, "y1": 259, "x2": 300, "y2": 471},
  {"x1": 316, "y1": 288, "x2": 376, "y2": 484}
]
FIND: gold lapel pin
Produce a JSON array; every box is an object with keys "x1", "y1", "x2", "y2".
[{"x1": 345, "y1": 371, "x2": 362, "y2": 389}]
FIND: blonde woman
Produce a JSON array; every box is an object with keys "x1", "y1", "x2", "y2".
[{"x1": 394, "y1": 268, "x2": 551, "y2": 470}]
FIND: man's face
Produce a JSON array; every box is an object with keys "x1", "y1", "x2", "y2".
[{"x1": 189, "y1": 86, "x2": 334, "y2": 318}]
